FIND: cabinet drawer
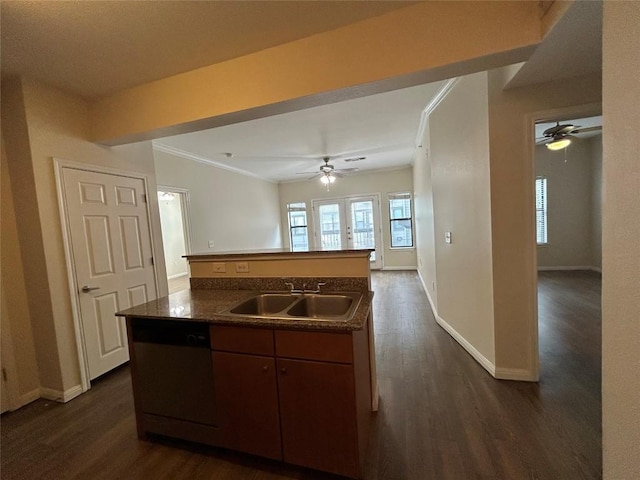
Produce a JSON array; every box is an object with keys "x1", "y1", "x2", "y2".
[
  {"x1": 275, "y1": 330, "x2": 353, "y2": 364},
  {"x1": 210, "y1": 325, "x2": 274, "y2": 355}
]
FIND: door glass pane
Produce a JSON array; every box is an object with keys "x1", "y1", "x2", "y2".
[
  {"x1": 349, "y1": 200, "x2": 376, "y2": 261},
  {"x1": 318, "y1": 204, "x2": 342, "y2": 250}
]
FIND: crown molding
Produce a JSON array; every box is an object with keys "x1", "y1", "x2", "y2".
[{"x1": 152, "y1": 141, "x2": 276, "y2": 183}]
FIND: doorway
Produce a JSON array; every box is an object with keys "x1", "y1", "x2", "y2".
[
  {"x1": 312, "y1": 195, "x2": 382, "y2": 269},
  {"x1": 530, "y1": 110, "x2": 602, "y2": 384},
  {"x1": 57, "y1": 162, "x2": 159, "y2": 387},
  {"x1": 157, "y1": 187, "x2": 192, "y2": 293}
]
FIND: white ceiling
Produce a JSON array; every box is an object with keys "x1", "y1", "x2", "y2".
[
  {"x1": 508, "y1": 0, "x2": 602, "y2": 89},
  {"x1": 154, "y1": 81, "x2": 444, "y2": 183},
  {"x1": 2, "y1": 1, "x2": 603, "y2": 184},
  {"x1": 0, "y1": 1, "x2": 416, "y2": 98}
]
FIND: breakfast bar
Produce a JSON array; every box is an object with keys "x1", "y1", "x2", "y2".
[{"x1": 117, "y1": 249, "x2": 377, "y2": 479}]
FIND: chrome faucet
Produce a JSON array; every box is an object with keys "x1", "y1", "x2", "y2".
[
  {"x1": 282, "y1": 279, "x2": 326, "y2": 294},
  {"x1": 283, "y1": 278, "x2": 304, "y2": 294},
  {"x1": 304, "y1": 281, "x2": 326, "y2": 294}
]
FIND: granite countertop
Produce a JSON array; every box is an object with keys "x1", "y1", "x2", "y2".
[
  {"x1": 116, "y1": 289, "x2": 373, "y2": 331},
  {"x1": 184, "y1": 248, "x2": 373, "y2": 261}
]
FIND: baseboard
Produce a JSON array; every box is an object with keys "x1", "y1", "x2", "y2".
[
  {"x1": 434, "y1": 316, "x2": 497, "y2": 377},
  {"x1": 494, "y1": 367, "x2": 538, "y2": 382},
  {"x1": 537, "y1": 266, "x2": 601, "y2": 272},
  {"x1": 16, "y1": 388, "x2": 41, "y2": 409},
  {"x1": 381, "y1": 266, "x2": 417, "y2": 271},
  {"x1": 416, "y1": 270, "x2": 497, "y2": 378},
  {"x1": 40, "y1": 384, "x2": 83, "y2": 403},
  {"x1": 167, "y1": 272, "x2": 188, "y2": 280},
  {"x1": 418, "y1": 270, "x2": 438, "y2": 319}
]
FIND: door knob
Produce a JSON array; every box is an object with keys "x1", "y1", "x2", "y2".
[{"x1": 81, "y1": 285, "x2": 100, "y2": 293}]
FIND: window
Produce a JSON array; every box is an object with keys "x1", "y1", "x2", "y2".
[
  {"x1": 388, "y1": 192, "x2": 413, "y2": 248},
  {"x1": 535, "y1": 177, "x2": 548, "y2": 245},
  {"x1": 287, "y1": 202, "x2": 309, "y2": 252}
]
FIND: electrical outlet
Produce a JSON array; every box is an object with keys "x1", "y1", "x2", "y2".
[
  {"x1": 235, "y1": 262, "x2": 249, "y2": 273},
  {"x1": 212, "y1": 262, "x2": 226, "y2": 273},
  {"x1": 445, "y1": 232, "x2": 452, "y2": 244},
  {"x1": 208, "y1": 240, "x2": 215, "y2": 249}
]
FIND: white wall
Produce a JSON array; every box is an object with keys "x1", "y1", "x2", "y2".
[
  {"x1": 535, "y1": 135, "x2": 602, "y2": 270},
  {"x1": 602, "y1": 2, "x2": 640, "y2": 478},
  {"x1": 415, "y1": 72, "x2": 496, "y2": 367},
  {"x1": 278, "y1": 167, "x2": 416, "y2": 269},
  {"x1": 154, "y1": 150, "x2": 282, "y2": 253}
]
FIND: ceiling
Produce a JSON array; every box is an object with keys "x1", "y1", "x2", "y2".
[
  {"x1": 154, "y1": 81, "x2": 444, "y2": 183},
  {"x1": 0, "y1": 1, "x2": 416, "y2": 98},
  {"x1": 508, "y1": 0, "x2": 602, "y2": 88},
  {"x1": 2, "y1": 1, "x2": 603, "y2": 184}
]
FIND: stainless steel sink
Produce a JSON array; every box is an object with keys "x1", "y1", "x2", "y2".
[
  {"x1": 223, "y1": 292, "x2": 362, "y2": 321},
  {"x1": 286, "y1": 294, "x2": 354, "y2": 318},
  {"x1": 229, "y1": 294, "x2": 298, "y2": 315}
]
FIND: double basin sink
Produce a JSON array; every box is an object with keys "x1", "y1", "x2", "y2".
[{"x1": 223, "y1": 292, "x2": 362, "y2": 322}]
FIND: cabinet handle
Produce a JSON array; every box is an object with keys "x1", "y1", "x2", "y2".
[
  {"x1": 280, "y1": 367, "x2": 287, "y2": 374},
  {"x1": 263, "y1": 366, "x2": 268, "y2": 372}
]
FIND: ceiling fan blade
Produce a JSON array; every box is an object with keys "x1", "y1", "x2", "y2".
[
  {"x1": 573, "y1": 126, "x2": 602, "y2": 134},
  {"x1": 334, "y1": 167, "x2": 359, "y2": 174}
]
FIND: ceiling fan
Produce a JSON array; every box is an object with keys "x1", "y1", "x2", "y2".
[
  {"x1": 296, "y1": 156, "x2": 362, "y2": 185},
  {"x1": 537, "y1": 122, "x2": 602, "y2": 150}
]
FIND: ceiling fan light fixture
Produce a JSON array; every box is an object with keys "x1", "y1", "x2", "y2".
[
  {"x1": 546, "y1": 137, "x2": 572, "y2": 151},
  {"x1": 320, "y1": 173, "x2": 336, "y2": 185}
]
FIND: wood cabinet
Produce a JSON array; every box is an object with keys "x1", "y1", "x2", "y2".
[
  {"x1": 278, "y1": 358, "x2": 360, "y2": 477},
  {"x1": 210, "y1": 326, "x2": 280, "y2": 459},
  {"x1": 209, "y1": 323, "x2": 372, "y2": 479},
  {"x1": 212, "y1": 351, "x2": 281, "y2": 459},
  {"x1": 274, "y1": 329, "x2": 367, "y2": 478}
]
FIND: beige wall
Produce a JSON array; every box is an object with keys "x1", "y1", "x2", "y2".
[
  {"x1": 89, "y1": 1, "x2": 541, "y2": 144},
  {"x1": 414, "y1": 119, "x2": 438, "y2": 309},
  {"x1": 602, "y1": 2, "x2": 640, "y2": 478},
  {"x1": 535, "y1": 136, "x2": 602, "y2": 269},
  {"x1": 1, "y1": 137, "x2": 40, "y2": 408},
  {"x1": 487, "y1": 69, "x2": 601, "y2": 377},
  {"x1": 590, "y1": 135, "x2": 602, "y2": 269},
  {"x1": 1, "y1": 78, "x2": 166, "y2": 396},
  {"x1": 154, "y1": 149, "x2": 282, "y2": 253},
  {"x1": 278, "y1": 167, "x2": 416, "y2": 269},
  {"x1": 418, "y1": 72, "x2": 496, "y2": 365}
]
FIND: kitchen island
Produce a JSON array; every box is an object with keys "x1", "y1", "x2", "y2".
[{"x1": 117, "y1": 249, "x2": 376, "y2": 479}]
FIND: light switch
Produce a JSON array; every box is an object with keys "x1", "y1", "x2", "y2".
[
  {"x1": 445, "y1": 232, "x2": 452, "y2": 244},
  {"x1": 235, "y1": 262, "x2": 249, "y2": 273}
]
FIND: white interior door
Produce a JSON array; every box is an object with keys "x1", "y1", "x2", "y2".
[
  {"x1": 313, "y1": 195, "x2": 382, "y2": 269},
  {"x1": 62, "y1": 168, "x2": 157, "y2": 380}
]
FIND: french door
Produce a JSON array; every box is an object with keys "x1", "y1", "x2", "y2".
[{"x1": 312, "y1": 195, "x2": 382, "y2": 269}]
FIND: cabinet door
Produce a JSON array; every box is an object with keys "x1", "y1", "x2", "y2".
[
  {"x1": 277, "y1": 358, "x2": 360, "y2": 478},
  {"x1": 213, "y1": 351, "x2": 281, "y2": 460}
]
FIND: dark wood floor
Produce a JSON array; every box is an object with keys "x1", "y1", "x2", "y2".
[{"x1": 0, "y1": 271, "x2": 602, "y2": 479}]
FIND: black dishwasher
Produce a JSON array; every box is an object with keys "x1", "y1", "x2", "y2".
[{"x1": 131, "y1": 318, "x2": 217, "y2": 427}]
